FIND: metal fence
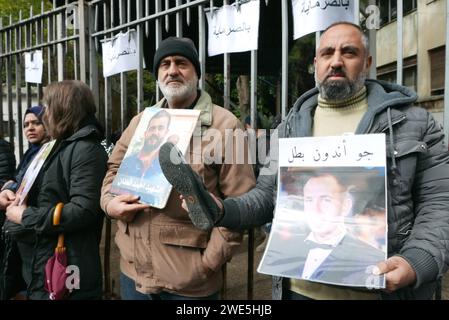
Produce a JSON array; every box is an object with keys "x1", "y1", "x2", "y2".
[{"x1": 1, "y1": 0, "x2": 291, "y2": 299}]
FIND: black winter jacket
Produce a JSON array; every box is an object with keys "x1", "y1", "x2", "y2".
[
  {"x1": 221, "y1": 80, "x2": 449, "y2": 300},
  {"x1": 2, "y1": 124, "x2": 108, "y2": 300},
  {"x1": 0, "y1": 139, "x2": 16, "y2": 188}
]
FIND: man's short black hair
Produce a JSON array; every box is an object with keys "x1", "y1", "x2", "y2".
[{"x1": 148, "y1": 109, "x2": 171, "y2": 131}]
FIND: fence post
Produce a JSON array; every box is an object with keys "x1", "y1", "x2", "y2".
[
  {"x1": 89, "y1": 3, "x2": 100, "y2": 116},
  {"x1": 78, "y1": 0, "x2": 89, "y2": 84},
  {"x1": 57, "y1": 11, "x2": 64, "y2": 80}
]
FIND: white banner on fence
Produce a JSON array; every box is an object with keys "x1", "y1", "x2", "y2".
[
  {"x1": 206, "y1": 0, "x2": 260, "y2": 57},
  {"x1": 292, "y1": 0, "x2": 354, "y2": 40},
  {"x1": 24, "y1": 50, "x2": 43, "y2": 84},
  {"x1": 102, "y1": 29, "x2": 139, "y2": 77}
]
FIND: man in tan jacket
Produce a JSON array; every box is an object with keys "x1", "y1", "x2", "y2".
[{"x1": 100, "y1": 37, "x2": 256, "y2": 300}]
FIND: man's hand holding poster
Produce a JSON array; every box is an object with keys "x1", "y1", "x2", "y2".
[{"x1": 258, "y1": 134, "x2": 387, "y2": 289}]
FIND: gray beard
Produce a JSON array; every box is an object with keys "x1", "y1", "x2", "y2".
[
  {"x1": 159, "y1": 77, "x2": 197, "y2": 105},
  {"x1": 316, "y1": 72, "x2": 366, "y2": 101}
]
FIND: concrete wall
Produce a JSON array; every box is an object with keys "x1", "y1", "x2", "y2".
[
  {"x1": 376, "y1": 0, "x2": 446, "y2": 99},
  {"x1": 376, "y1": 11, "x2": 418, "y2": 67}
]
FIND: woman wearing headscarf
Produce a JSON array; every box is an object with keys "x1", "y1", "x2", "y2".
[
  {"x1": 2, "y1": 80, "x2": 107, "y2": 300},
  {"x1": 0, "y1": 108, "x2": 46, "y2": 300},
  {"x1": 0, "y1": 106, "x2": 48, "y2": 196}
]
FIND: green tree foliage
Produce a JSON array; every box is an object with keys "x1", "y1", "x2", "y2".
[{"x1": 0, "y1": 0, "x2": 51, "y2": 23}]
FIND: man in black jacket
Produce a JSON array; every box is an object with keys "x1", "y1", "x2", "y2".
[
  {"x1": 160, "y1": 22, "x2": 449, "y2": 299},
  {"x1": 0, "y1": 138, "x2": 16, "y2": 189}
]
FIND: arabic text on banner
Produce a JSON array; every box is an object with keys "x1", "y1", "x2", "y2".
[
  {"x1": 206, "y1": 0, "x2": 260, "y2": 56},
  {"x1": 102, "y1": 30, "x2": 139, "y2": 77},
  {"x1": 25, "y1": 50, "x2": 43, "y2": 84},
  {"x1": 258, "y1": 134, "x2": 387, "y2": 289},
  {"x1": 292, "y1": 0, "x2": 353, "y2": 40}
]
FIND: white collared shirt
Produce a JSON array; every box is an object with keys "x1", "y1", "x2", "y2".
[{"x1": 301, "y1": 228, "x2": 347, "y2": 280}]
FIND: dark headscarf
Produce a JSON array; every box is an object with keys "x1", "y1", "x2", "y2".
[{"x1": 24, "y1": 105, "x2": 44, "y2": 122}]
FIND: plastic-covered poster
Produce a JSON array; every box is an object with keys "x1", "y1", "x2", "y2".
[
  {"x1": 17, "y1": 140, "x2": 56, "y2": 205},
  {"x1": 110, "y1": 107, "x2": 200, "y2": 209},
  {"x1": 258, "y1": 134, "x2": 387, "y2": 289}
]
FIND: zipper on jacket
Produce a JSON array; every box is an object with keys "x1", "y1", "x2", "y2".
[{"x1": 397, "y1": 222, "x2": 412, "y2": 236}]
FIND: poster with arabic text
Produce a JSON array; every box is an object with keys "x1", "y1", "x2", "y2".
[{"x1": 258, "y1": 134, "x2": 387, "y2": 289}]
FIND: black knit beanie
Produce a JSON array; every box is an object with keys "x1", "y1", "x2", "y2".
[{"x1": 153, "y1": 37, "x2": 201, "y2": 79}]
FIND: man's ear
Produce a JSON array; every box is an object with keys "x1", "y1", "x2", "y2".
[{"x1": 365, "y1": 55, "x2": 373, "y2": 71}]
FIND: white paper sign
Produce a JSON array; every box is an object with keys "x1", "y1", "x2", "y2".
[
  {"x1": 258, "y1": 134, "x2": 387, "y2": 289},
  {"x1": 258, "y1": 134, "x2": 388, "y2": 289},
  {"x1": 102, "y1": 29, "x2": 139, "y2": 77},
  {"x1": 206, "y1": 1, "x2": 260, "y2": 57},
  {"x1": 292, "y1": 0, "x2": 354, "y2": 40},
  {"x1": 25, "y1": 50, "x2": 43, "y2": 84}
]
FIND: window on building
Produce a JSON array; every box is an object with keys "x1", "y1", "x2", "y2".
[
  {"x1": 378, "y1": 0, "x2": 417, "y2": 26},
  {"x1": 377, "y1": 56, "x2": 417, "y2": 92},
  {"x1": 430, "y1": 46, "x2": 445, "y2": 96}
]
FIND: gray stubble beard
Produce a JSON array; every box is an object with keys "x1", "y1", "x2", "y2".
[{"x1": 316, "y1": 70, "x2": 366, "y2": 101}]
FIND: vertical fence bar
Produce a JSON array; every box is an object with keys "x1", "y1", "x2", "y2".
[
  {"x1": 136, "y1": 0, "x2": 144, "y2": 113},
  {"x1": 119, "y1": 0, "x2": 128, "y2": 130},
  {"x1": 247, "y1": 49, "x2": 258, "y2": 301},
  {"x1": 315, "y1": 31, "x2": 320, "y2": 88},
  {"x1": 89, "y1": 3, "x2": 100, "y2": 112},
  {"x1": 7, "y1": 16, "x2": 14, "y2": 145},
  {"x1": 281, "y1": 0, "x2": 288, "y2": 120},
  {"x1": 78, "y1": 0, "x2": 89, "y2": 83},
  {"x1": 38, "y1": 2, "x2": 45, "y2": 100},
  {"x1": 36, "y1": 5, "x2": 43, "y2": 100},
  {"x1": 444, "y1": 0, "x2": 449, "y2": 146},
  {"x1": 354, "y1": 0, "x2": 360, "y2": 24},
  {"x1": 223, "y1": 0, "x2": 230, "y2": 110},
  {"x1": 73, "y1": 7, "x2": 79, "y2": 81},
  {"x1": 15, "y1": 13, "x2": 24, "y2": 159},
  {"x1": 176, "y1": 0, "x2": 183, "y2": 36},
  {"x1": 155, "y1": 0, "x2": 162, "y2": 101},
  {"x1": 368, "y1": 0, "x2": 377, "y2": 80},
  {"x1": 145, "y1": 0, "x2": 149, "y2": 37},
  {"x1": 53, "y1": 0, "x2": 57, "y2": 80},
  {"x1": 26, "y1": 9, "x2": 32, "y2": 112},
  {"x1": 47, "y1": 5, "x2": 53, "y2": 84},
  {"x1": 104, "y1": 1, "x2": 112, "y2": 135},
  {"x1": 198, "y1": 4, "x2": 206, "y2": 90},
  {"x1": 0, "y1": 19, "x2": 3, "y2": 138},
  {"x1": 396, "y1": 0, "x2": 403, "y2": 85},
  {"x1": 186, "y1": 0, "x2": 191, "y2": 25},
  {"x1": 57, "y1": 12, "x2": 64, "y2": 80},
  {"x1": 165, "y1": 0, "x2": 169, "y2": 32}
]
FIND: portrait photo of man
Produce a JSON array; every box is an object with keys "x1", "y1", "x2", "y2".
[
  {"x1": 120, "y1": 109, "x2": 176, "y2": 179},
  {"x1": 110, "y1": 107, "x2": 186, "y2": 208},
  {"x1": 259, "y1": 168, "x2": 386, "y2": 288}
]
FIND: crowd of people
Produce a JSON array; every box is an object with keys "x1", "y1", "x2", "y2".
[{"x1": 0, "y1": 21, "x2": 448, "y2": 301}]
